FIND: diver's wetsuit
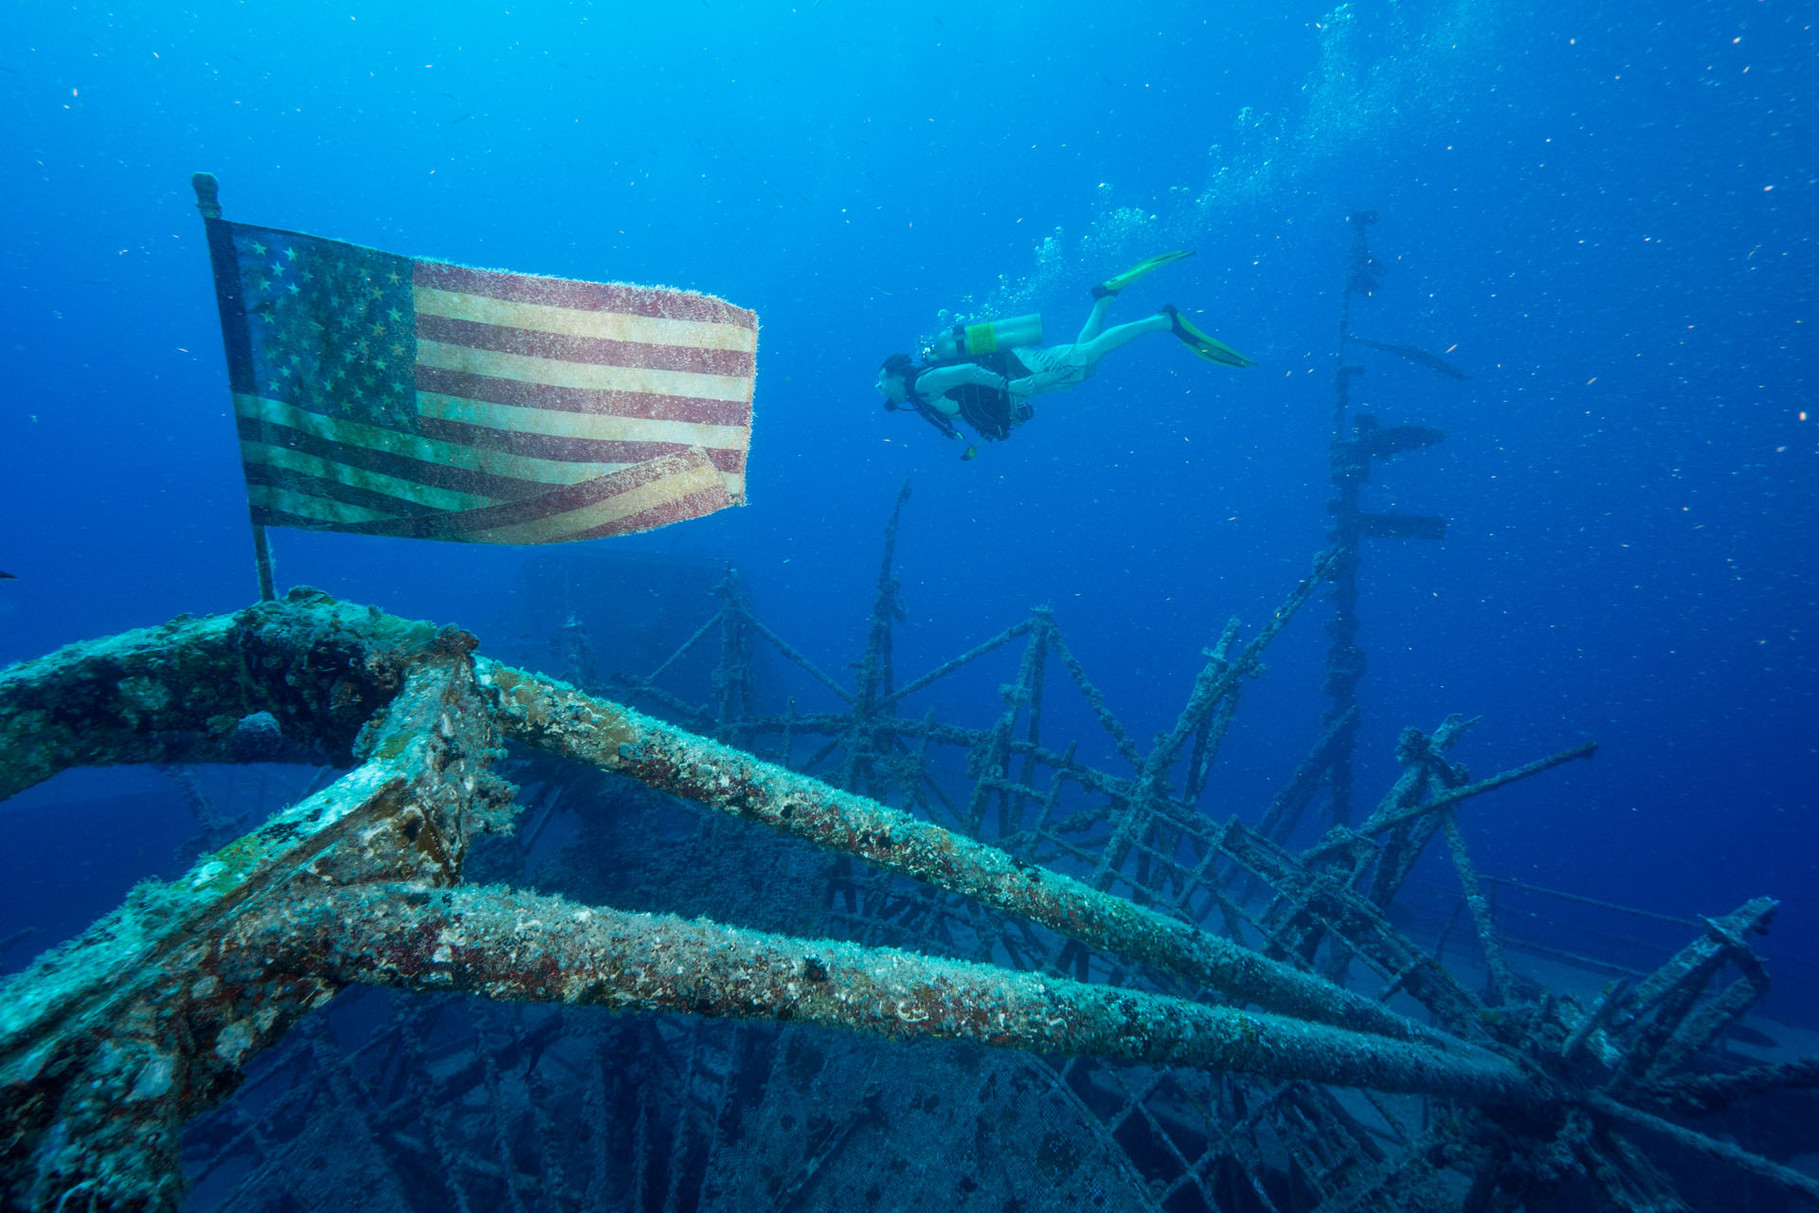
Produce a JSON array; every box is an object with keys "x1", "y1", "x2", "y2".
[{"x1": 894, "y1": 351, "x2": 1035, "y2": 442}]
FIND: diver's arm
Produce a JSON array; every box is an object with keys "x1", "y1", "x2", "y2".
[
  {"x1": 917, "y1": 363, "x2": 1010, "y2": 404},
  {"x1": 938, "y1": 361, "x2": 1034, "y2": 400}
]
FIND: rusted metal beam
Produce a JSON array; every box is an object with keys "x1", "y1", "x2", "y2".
[
  {"x1": 1305, "y1": 739, "x2": 1599, "y2": 863},
  {"x1": 1588, "y1": 1092, "x2": 1819, "y2": 1202},
  {"x1": 1215, "y1": 818, "x2": 1491, "y2": 1042}
]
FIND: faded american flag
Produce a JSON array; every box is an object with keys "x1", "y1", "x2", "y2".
[{"x1": 201, "y1": 219, "x2": 755, "y2": 544}]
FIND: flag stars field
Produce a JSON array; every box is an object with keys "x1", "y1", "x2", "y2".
[{"x1": 204, "y1": 216, "x2": 756, "y2": 545}]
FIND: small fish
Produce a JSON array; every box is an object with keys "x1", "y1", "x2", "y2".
[
  {"x1": 1726, "y1": 1022, "x2": 1779, "y2": 1049},
  {"x1": 0, "y1": 571, "x2": 16, "y2": 580},
  {"x1": 448, "y1": 111, "x2": 474, "y2": 126},
  {"x1": 0, "y1": 65, "x2": 18, "y2": 73},
  {"x1": 1350, "y1": 336, "x2": 1471, "y2": 380}
]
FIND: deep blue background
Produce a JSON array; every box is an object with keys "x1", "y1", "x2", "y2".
[{"x1": 3, "y1": 2, "x2": 1814, "y2": 1005}]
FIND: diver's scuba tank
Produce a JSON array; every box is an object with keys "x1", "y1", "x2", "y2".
[{"x1": 929, "y1": 313, "x2": 1043, "y2": 363}]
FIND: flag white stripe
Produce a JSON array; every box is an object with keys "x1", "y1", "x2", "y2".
[
  {"x1": 415, "y1": 392, "x2": 750, "y2": 448},
  {"x1": 415, "y1": 339, "x2": 753, "y2": 404}
]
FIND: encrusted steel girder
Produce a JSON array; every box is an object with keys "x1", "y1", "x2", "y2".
[{"x1": 0, "y1": 592, "x2": 482, "y2": 801}]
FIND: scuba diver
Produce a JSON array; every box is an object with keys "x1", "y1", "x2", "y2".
[{"x1": 875, "y1": 251, "x2": 1254, "y2": 459}]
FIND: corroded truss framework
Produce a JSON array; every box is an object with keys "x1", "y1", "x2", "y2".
[{"x1": 2, "y1": 534, "x2": 1814, "y2": 1210}]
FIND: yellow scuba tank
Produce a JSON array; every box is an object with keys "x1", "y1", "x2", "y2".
[{"x1": 929, "y1": 313, "x2": 1043, "y2": 363}]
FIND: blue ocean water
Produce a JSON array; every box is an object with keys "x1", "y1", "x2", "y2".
[{"x1": 1, "y1": 0, "x2": 1813, "y2": 1042}]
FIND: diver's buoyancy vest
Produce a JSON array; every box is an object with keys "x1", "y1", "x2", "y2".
[{"x1": 907, "y1": 351, "x2": 1032, "y2": 442}]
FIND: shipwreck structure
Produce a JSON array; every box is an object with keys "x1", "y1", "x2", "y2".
[
  {"x1": 3, "y1": 550, "x2": 1811, "y2": 1211},
  {"x1": 3, "y1": 219, "x2": 1816, "y2": 1212}
]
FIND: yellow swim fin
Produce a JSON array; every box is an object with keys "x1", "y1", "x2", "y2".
[
  {"x1": 1160, "y1": 304, "x2": 1256, "y2": 369},
  {"x1": 1093, "y1": 250, "x2": 1196, "y2": 299}
]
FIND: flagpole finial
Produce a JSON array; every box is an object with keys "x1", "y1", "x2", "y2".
[{"x1": 191, "y1": 172, "x2": 221, "y2": 220}]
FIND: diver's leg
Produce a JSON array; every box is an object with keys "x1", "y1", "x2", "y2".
[
  {"x1": 1073, "y1": 313, "x2": 1171, "y2": 368},
  {"x1": 1012, "y1": 313, "x2": 1170, "y2": 397},
  {"x1": 1074, "y1": 295, "x2": 1115, "y2": 343}
]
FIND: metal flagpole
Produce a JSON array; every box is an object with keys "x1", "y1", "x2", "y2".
[{"x1": 191, "y1": 171, "x2": 276, "y2": 602}]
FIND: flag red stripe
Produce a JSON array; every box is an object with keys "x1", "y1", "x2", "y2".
[
  {"x1": 415, "y1": 415, "x2": 747, "y2": 475},
  {"x1": 414, "y1": 313, "x2": 755, "y2": 378},
  {"x1": 325, "y1": 451, "x2": 721, "y2": 540},
  {"x1": 253, "y1": 489, "x2": 724, "y2": 543},
  {"x1": 236, "y1": 414, "x2": 547, "y2": 501},
  {"x1": 564, "y1": 484, "x2": 733, "y2": 542},
  {"x1": 415, "y1": 262, "x2": 758, "y2": 330},
  {"x1": 412, "y1": 363, "x2": 752, "y2": 426}
]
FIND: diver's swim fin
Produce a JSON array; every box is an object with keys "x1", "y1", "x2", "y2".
[
  {"x1": 1160, "y1": 304, "x2": 1256, "y2": 368},
  {"x1": 1093, "y1": 250, "x2": 1196, "y2": 299}
]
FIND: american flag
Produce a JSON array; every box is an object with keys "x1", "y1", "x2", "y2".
[{"x1": 202, "y1": 220, "x2": 755, "y2": 544}]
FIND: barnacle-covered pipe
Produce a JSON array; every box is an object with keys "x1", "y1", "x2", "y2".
[{"x1": 246, "y1": 882, "x2": 1544, "y2": 1107}]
